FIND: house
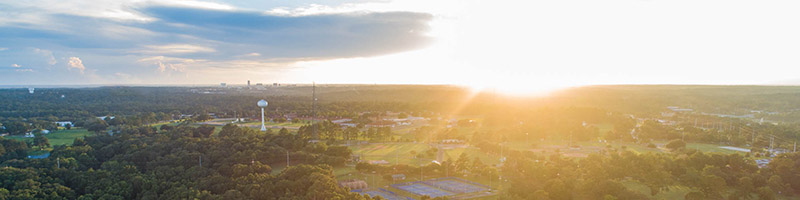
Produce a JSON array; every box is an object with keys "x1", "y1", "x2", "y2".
[
  {"x1": 441, "y1": 139, "x2": 464, "y2": 144},
  {"x1": 331, "y1": 119, "x2": 358, "y2": 127},
  {"x1": 392, "y1": 174, "x2": 406, "y2": 181},
  {"x1": 368, "y1": 160, "x2": 390, "y2": 165},
  {"x1": 331, "y1": 119, "x2": 352, "y2": 124},
  {"x1": 756, "y1": 159, "x2": 771, "y2": 168},
  {"x1": 667, "y1": 106, "x2": 693, "y2": 112},
  {"x1": 55, "y1": 121, "x2": 73, "y2": 127}
]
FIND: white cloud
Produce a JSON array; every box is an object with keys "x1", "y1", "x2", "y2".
[
  {"x1": 159, "y1": 0, "x2": 236, "y2": 11},
  {"x1": 10, "y1": 64, "x2": 21, "y2": 68},
  {"x1": 67, "y1": 57, "x2": 86, "y2": 74},
  {"x1": 0, "y1": 48, "x2": 8, "y2": 51},
  {"x1": 238, "y1": 52, "x2": 261, "y2": 57},
  {"x1": 33, "y1": 48, "x2": 57, "y2": 65},
  {"x1": 15, "y1": 69, "x2": 34, "y2": 72},
  {"x1": 135, "y1": 44, "x2": 216, "y2": 55},
  {"x1": 138, "y1": 56, "x2": 201, "y2": 72}
]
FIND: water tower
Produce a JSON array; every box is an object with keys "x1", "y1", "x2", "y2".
[{"x1": 257, "y1": 99, "x2": 268, "y2": 131}]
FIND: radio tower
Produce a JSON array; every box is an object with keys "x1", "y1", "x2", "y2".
[{"x1": 312, "y1": 82, "x2": 318, "y2": 141}]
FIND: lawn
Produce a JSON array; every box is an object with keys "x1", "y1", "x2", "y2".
[
  {"x1": 350, "y1": 143, "x2": 434, "y2": 166},
  {"x1": 4, "y1": 128, "x2": 93, "y2": 147},
  {"x1": 238, "y1": 121, "x2": 307, "y2": 128},
  {"x1": 684, "y1": 142, "x2": 740, "y2": 154}
]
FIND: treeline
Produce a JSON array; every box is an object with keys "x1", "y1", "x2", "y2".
[
  {"x1": 0, "y1": 86, "x2": 470, "y2": 121},
  {"x1": 499, "y1": 148, "x2": 798, "y2": 200},
  {"x1": 0, "y1": 124, "x2": 390, "y2": 199}
]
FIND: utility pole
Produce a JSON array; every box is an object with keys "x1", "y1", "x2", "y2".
[
  {"x1": 199, "y1": 155, "x2": 202, "y2": 167},
  {"x1": 287, "y1": 150, "x2": 290, "y2": 167},
  {"x1": 57, "y1": 158, "x2": 60, "y2": 168},
  {"x1": 526, "y1": 133, "x2": 530, "y2": 147},
  {"x1": 770, "y1": 136, "x2": 774, "y2": 153},
  {"x1": 794, "y1": 141, "x2": 796, "y2": 153}
]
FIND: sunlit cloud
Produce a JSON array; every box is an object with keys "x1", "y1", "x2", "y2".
[
  {"x1": 10, "y1": 64, "x2": 21, "y2": 68},
  {"x1": 239, "y1": 52, "x2": 261, "y2": 57},
  {"x1": 138, "y1": 56, "x2": 200, "y2": 72},
  {"x1": 67, "y1": 57, "x2": 86, "y2": 74}
]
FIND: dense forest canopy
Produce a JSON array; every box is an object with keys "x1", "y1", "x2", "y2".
[{"x1": 3, "y1": 85, "x2": 800, "y2": 199}]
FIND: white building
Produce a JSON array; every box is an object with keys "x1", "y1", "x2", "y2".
[{"x1": 55, "y1": 121, "x2": 73, "y2": 127}]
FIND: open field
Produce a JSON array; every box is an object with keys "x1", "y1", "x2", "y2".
[
  {"x1": 4, "y1": 128, "x2": 93, "y2": 147},
  {"x1": 350, "y1": 143, "x2": 435, "y2": 166}
]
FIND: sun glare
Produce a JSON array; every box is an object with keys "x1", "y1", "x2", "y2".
[{"x1": 463, "y1": 80, "x2": 572, "y2": 97}]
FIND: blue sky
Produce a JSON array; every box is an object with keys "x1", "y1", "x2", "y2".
[
  {"x1": 3, "y1": 0, "x2": 800, "y2": 93},
  {"x1": 0, "y1": 0, "x2": 433, "y2": 85}
]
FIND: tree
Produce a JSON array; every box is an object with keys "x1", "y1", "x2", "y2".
[
  {"x1": 65, "y1": 123, "x2": 72, "y2": 130},
  {"x1": 73, "y1": 138, "x2": 87, "y2": 146},
  {"x1": 194, "y1": 125, "x2": 215, "y2": 137},
  {"x1": 735, "y1": 176, "x2": 755, "y2": 197},
  {"x1": 194, "y1": 113, "x2": 212, "y2": 121},
  {"x1": 87, "y1": 120, "x2": 109, "y2": 134},
  {"x1": 684, "y1": 191, "x2": 704, "y2": 200},
  {"x1": 33, "y1": 133, "x2": 50, "y2": 148},
  {"x1": 665, "y1": 139, "x2": 686, "y2": 150},
  {"x1": 756, "y1": 187, "x2": 776, "y2": 200},
  {"x1": 4, "y1": 121, "x2": 30, "y2": 135}
]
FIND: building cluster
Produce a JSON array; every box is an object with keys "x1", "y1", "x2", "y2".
[{"x1": 218, "y1": 80, "x2": 298, "y2": 89}]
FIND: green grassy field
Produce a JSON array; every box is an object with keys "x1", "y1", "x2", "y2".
[
  {"x1": 239, "y1": 121, "x2": 307, "y2": 128},
  {"x1": 4, "y1": 128, "x2": 93, "y2": 147},
  {"x1": 350, "y1": 143, "x2": 434, "y2": 166}
]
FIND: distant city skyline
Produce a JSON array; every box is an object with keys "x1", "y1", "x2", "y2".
[{"x1": 2, "y1": 0, "x2": 800, "y2": 94}]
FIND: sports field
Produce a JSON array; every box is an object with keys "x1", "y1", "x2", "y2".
[
  {"x1": 391, "y1": 177, "x2": 491, "y2": 198},
  {"x1": 424, "y1": 177, "x2": 490, "y2": 194},
  {"x1": 394, "y1": 182, "x2": 454, "y2": 198}
]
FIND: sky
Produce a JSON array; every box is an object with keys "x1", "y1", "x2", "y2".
[{"x1": 2, "y1": 0, "x2": 800, "y2": 94}]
